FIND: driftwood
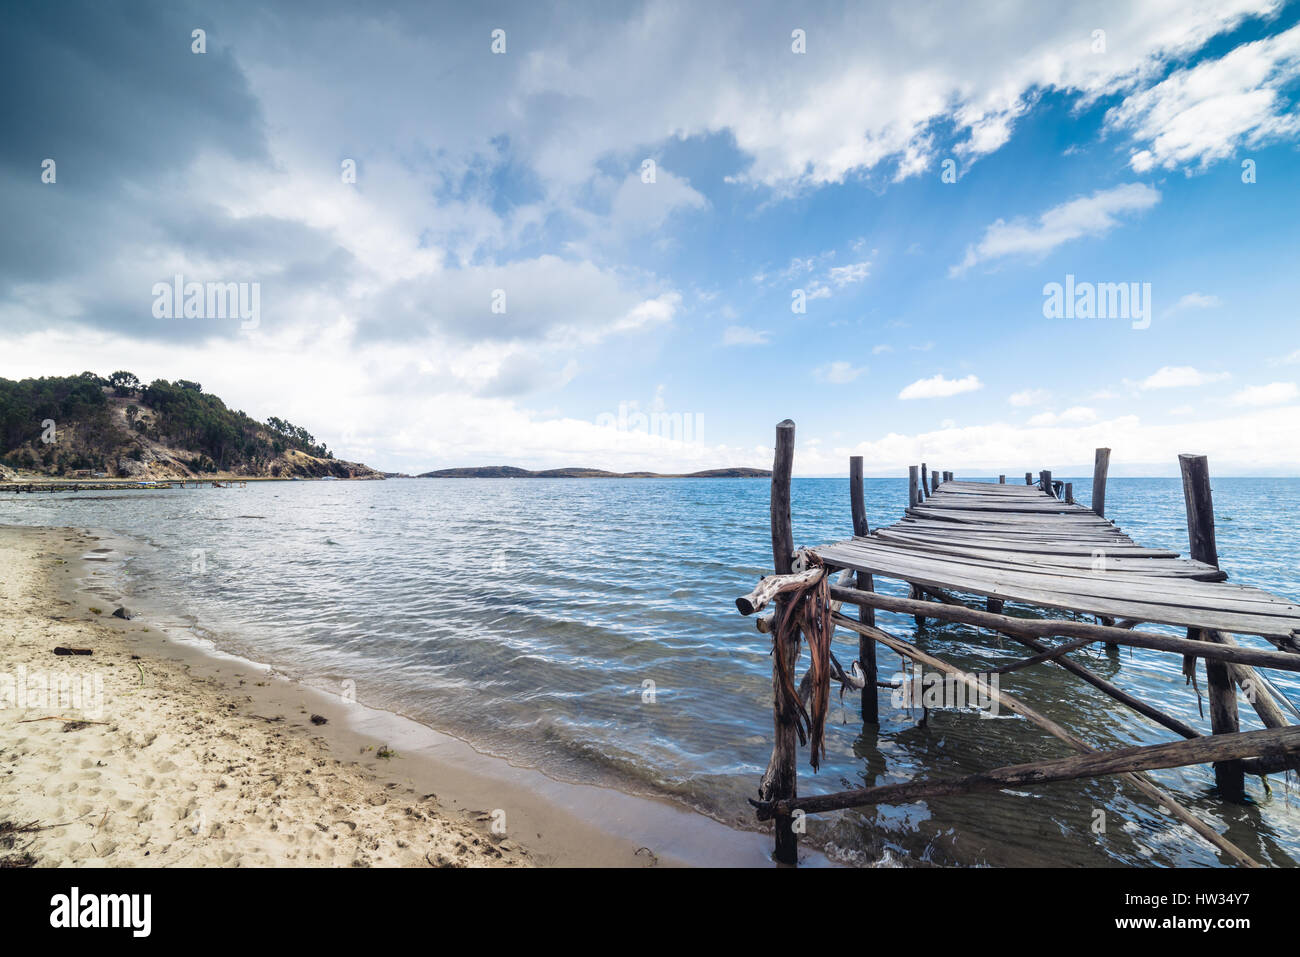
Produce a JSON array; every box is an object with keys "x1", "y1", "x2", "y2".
[
  {"x1": 754, "y1": 724, "x2": 1300, "y2": 820},
  {"x1": 736, "y1": 567, "x2": 824, "y2": 616}
]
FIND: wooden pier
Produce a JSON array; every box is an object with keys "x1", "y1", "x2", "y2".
[{"x1": 736, "y1": 420, "x2": 1300, "y2": 867}]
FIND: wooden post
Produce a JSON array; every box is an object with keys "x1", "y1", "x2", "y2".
[
  {"x1": 999, "y1": 475, "x2": 1005, "y2": 484},
  {"x1": 908, "y1": 465, "x2": 920, "y2": 507},
  {"x1": 920, "y1": 463, "x2": 928, "y2": 499},
  {"x1": 765, "y1": 420, "x2": 800, "y2": 862},
  {"x1": 1040, "y1": 470, "x2": 1052, "y2": 496},
  {"x1": 849, "y1": 456, "x2": 867, "y2": 539},
  {"x1": 930, "y1": 472, "x2": 938, "y2": 495},
  {"x1": 849, "y1": 456, "x2": 878, "y2": 725},
  {"x1": 1025, "y1": 472, "x2": 1033, "y2": 485},
  {"x1": 1179, "y1": 453, "x2": 1244, "y2": 802},
  {"x1": 987, "y1": 597, "x2": 1004, "y2": 614},
  {"x1": 1092, "y1": 447, "x2": 1111, "y2": 518},
  {"x1": 1064, "y1": 482, "x2": 1074, "y2": 504}
]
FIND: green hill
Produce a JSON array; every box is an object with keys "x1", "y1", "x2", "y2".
[{"x1": 0, "y1": 371, "x2": 379, "y2": 480}]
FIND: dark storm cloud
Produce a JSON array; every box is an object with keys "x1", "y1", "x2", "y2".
[
  {"x1": 0, "y1": 1, "x2": 268, "y2": 185},
  {"x1": 0, "y1": 0, "x2": 362, "y2": 342}
]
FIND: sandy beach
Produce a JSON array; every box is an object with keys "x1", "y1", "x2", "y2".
[{"x1": 0, "y1": 524, "x2": 537, "y2": 867}]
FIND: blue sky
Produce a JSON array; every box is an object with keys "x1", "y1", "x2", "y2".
[{"x1": 3, "y1": 0, "x2": 1300, "y2": 474}]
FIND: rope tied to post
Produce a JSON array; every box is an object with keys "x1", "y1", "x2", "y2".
[{"x1": 771, "y1": 551, "x2": 833, "y2": 771}]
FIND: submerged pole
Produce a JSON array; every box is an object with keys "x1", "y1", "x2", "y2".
[
  {"x1": 849, "y1": 456, "x2": 878, "y2": 725},
  {"x1": 767, "y1": 420, "x2": 800, "y2": 862},
  {"x1": 1179, "y1": 452, "x2": 1245, "y2": 802},
  {"x1": 1092, "y1": 448, "x2": 1111, "y2": 518}
]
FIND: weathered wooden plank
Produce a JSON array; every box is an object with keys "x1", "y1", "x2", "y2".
[
  {"x1": 815, "y1": 547, "x2": 1300, "y2": 638},
  {"x1": 823, "y1": 587, "x2": 1300, "y2": 673},
  {"x1": 818, "y1": 539, "x2": 1300, "y2": 615},
  {"x1": 754, "y1": 725, "x2": 1300, "y2": 819}
]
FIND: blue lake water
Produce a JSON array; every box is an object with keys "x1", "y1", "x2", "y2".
[{"x1": 4, "y1": 475, "x2": 1299, "y2": 866}]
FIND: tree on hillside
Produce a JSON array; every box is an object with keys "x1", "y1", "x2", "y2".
[{"x1": 109, "y1": 371, "x2": 140, "y2": 396}]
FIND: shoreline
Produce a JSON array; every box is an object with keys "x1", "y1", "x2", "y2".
[{"x1": 0, "y1": 523, "x2": 801, "y2": 867}]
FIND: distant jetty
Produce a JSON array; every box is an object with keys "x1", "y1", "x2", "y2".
[{"x1": 419, "y1": 466, "x2": 770, "y2": 479}]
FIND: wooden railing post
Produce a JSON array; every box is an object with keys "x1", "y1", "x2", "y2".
[
  {"x1": 908, "y1": 465, "x2": 920, "y2": 507},
  {"x1": 850, "y1": 456, "x2": 878, "y2": 725},
  {"x1": 1092, "y1": 448, "x2": 1111, "y2": 518},
  {"x1": 1179, "y1": 452, "x2": 1245, "y2": 802},
  {"x1": 766, "y1": 420, "x2": 800, "y2": 862},
  {"x1": 1025, "y1": 472, "x2": 1033, "y2": 485},
  {"x1": 920, "y1": 463, "x2": 928, "y2": 500},
  {"x1": 1065, "y1": 482, "x2": 1074, "y2": 504},
  {"x1": 999, "y1": 474, "x2": 1006, "y2": 484}
]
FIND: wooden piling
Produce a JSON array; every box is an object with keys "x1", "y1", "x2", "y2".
[
  {"x1": 908, "y1": 466, "x2": 920, "y2": 507},
  {"x1": 999, "y1": 475, "x2": 1005, "y2": 484},
  {"x1": 1092, "y1": 447, "x2": 1111, "y2": 518},
  {"x1": 1040, "y1": 470, "x2": 1052, "y2": 495},
  {"x1": 764, "y1": 420, "x2": 800, "y2": 862},
  {"x1": 1179, "y1": 453, "x2": 1244, "y2": 801},
  {"x1": 1064, "y1": 482, "x2": 1074, "y2": 504},
  {"x1": 849, "y1": 455, "x2": 878, "y2": 724},
  {"x1": 1025, "y1": 472, "x2": 1033, "y2": 485},
  {"x1": 920, "y1": 463, "x2": 929, "y2": 499}
]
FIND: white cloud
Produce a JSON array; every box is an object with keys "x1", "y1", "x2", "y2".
[
  {"x1": 1027, "y1": 406, "x2": 1098, "y2": 426},
  {"x1": 899, "y1": 373, "x2": 983, "y2": 399},
  {"x1": 1107, "y1": 23, "x2": 1300, "y2": 173},
  {"x1": 872, "y1": 344, "x2": 894, "y2": 355},
  {"x1": 816, "y1": 361, "x2": 867, "y2": 384},
  {"x1": 1169, "y1": 292, "x2": 1222, "y2": 313},
  {"x1": 1139, "y1": 365, "x2": 1231, "y2": 389},
  {"x1": 1231, "y1": 381, "x2": 1299, "y2": 406},
  {"x1": 1010, "y1": 388, "x2": 1051, "y2": 406},
  {"x1": 828, "y1": 261, "x2": 871, "y2": 286},
  {"x1": 799, "y1": 404, "x2": 1300, "y2": 476},
  {"x1": 951, "y1": 183, "x2": 1160, "y2": 275},
  {"x1": 608, "y1": 168, "x2": 708, "y2": 231},
  {"x1": 722, "y1": 325, "x2": 771, "y2": 346}
]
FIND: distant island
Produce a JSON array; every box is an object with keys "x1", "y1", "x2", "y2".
[
  {"x1": 0, "y1": 372, "x2": 381, "y2": 482},
  {"x1": 419, "y1": 466, "x2": 771, "y2": 479}
]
